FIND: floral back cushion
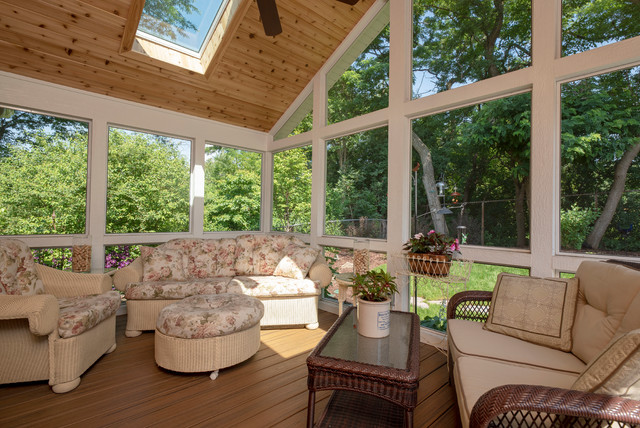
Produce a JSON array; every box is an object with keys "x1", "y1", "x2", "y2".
[
  {"x1": 274, "y1": 245, "x2": 319, "y2": 280},
  {"x1": 187, "y1": 238, "x2": 237, "y2": 278},
  {"x1": 142, "y1": 247, "x2": 187, "y2": 282},
  {"x1": 0, "y1": 239, "x2": 44, "y2": 296},
  {"x1": 234, "y1": 234, "x2": 258, "y2": 276}
]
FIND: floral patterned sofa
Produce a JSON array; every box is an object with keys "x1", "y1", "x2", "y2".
[
  {"x1": 113, "y1": 234, "x2": 332, "y2": 337},
  {"x1": 0, "y1": 239, "x2": 121, "y2": 393}
]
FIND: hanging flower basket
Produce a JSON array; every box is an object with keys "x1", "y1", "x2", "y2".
[{"x1": 407, "y1": 252, "x2": 451, "y2": 276}]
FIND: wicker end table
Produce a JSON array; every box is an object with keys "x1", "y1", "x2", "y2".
[{"x1": 306, "y1": 307, "x2": 420, "y2": 428}]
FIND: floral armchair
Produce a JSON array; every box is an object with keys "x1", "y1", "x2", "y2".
[{"x1": 0, "y1": 239, "x2": 121, "y2": 393}]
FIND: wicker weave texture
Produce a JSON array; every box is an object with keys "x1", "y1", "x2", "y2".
[
  {"x1": 317, "y1": 390, "x2": 405, "y2": 428},
  {"x1": 0, "y1": 294, "x2": 59, "y2": 335},
  {"x1": 49, "y1": 314, "x2": 116, "y2": 385},
  {"x1": 125, "y1": 299, "x2": 175, "y2": 332},
  {"x1": 469, "y1": 384, "x2": 640, "y2": 428},
  {"x1": 154, "y1": 323, "x2": 260, "y2": 373},
  {"x1": 37, "y1": 263, "x2": 112, "y2": 297},
  {"x1": 0, "y1": 319, "x2": 50, "y2": 383},
  {"x1": 447, "y1": 290, "x2": 493, "y2": 322},
  {"x1": 259, "y1": 296, "x2": 319, "y2": 326}
]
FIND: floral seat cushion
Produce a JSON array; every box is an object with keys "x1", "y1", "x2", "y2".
[
  {"x1": 57, "y1": 291, "x2": 121, "y2": 339},
  {"x1": 231, "y1": 276, "x2": 321, "y2": 298},
  {"x1": 124, "y1": 278, "x2": 238, "y2": 300},
  {"x1": 157, "y1": 293, "x2": 264, "y2": 339},
  {"x1": 0, "y1": 239, "x2": 44, "y2": 296}
]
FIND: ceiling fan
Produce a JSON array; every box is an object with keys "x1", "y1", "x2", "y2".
[{"x1": 256, "y1": 0, "x2": 359, "y2": 37}]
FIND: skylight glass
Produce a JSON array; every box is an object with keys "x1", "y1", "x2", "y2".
[{"x1": 137, "y1": 0, "x2": 227, "y2": 54}]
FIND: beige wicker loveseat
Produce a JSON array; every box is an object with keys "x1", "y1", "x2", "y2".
[
  {"x1": 113, "y1": 234, "x2": 332, "y2": 337},
  {"x1": 0, "y1": 239, "x2": 120, "y2": 393},
  {"x1": 447, "y1": 260, "x2": 640, "y2": 427}
]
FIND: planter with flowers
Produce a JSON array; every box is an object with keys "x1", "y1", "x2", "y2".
[
  {"x1": 402, "y1": 230, "x2": 460, "y2": 276},
  {"x1": 350, "y1": 270, "x2": 398, "y2": 338}
]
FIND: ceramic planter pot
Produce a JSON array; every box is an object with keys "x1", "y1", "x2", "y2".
[{"x1": 356, "y1": 297, "x2": 390, "y2": 338}]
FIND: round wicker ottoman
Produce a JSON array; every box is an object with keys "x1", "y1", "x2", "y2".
[{"x1": 155, "y1": 293, "x2": 264, "y2": 380}]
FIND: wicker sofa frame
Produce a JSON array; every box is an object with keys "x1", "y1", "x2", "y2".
[{"x1": 447, "y1": 291, "x2": 640, "y2": 428}]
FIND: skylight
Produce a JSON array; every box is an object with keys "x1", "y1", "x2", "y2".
[{"x1": 137, "y1": 0, "x2": 228, "y2": 55}]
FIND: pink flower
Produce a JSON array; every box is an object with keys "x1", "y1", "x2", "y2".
[
  {"x1": 428, "y1": 230, "x2": 435, "y2": 234},
  {"x1": 414, "y1": 233, "x2": 424, "y2": 239}
]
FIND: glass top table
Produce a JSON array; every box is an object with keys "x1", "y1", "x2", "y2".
[{"x1": 306, "y1": 307, "x2": 420, "y2": 428}]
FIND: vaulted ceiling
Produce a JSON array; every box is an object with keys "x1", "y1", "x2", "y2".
[{"x1": 0, "y1": 0, "x2": 373, "y2": 132}]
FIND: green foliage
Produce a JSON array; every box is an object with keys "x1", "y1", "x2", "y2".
[
  {"x1": 328, "y1": 24, "x2": 389, "y2": 124},
  {"x1": 562, "y1": 0, "x2": 640, "y2": 56},
  {"x1": 272, "y1": 146, "x2": 312, "y2": 233},
  {"x1": 204, "y1": 146, "x2": 261, "y2": 232},
  {"x1": 325, "y1": 128, "x2": 388, "y2": 238},
  {"x1": 0, "y1": 125, "x2": 88, "y2": 235},
  {"x1": 106, "y1": 129, "x2": 190, "y2": 233},
  {"x1": 31, "y1": 247, "x2": 72, "y2": 270},
  {"x1": 561, "y1": 205, "x2": 600, "y2": 249},
  {"x1": 351, "y1": 270, "x2": 397, "y2": 302},
  {"x1": 412, "y1": 0, "x2": 531, "y2": 97}
]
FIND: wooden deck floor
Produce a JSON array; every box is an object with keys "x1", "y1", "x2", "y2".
[{"x1": 0, "y1": 311, "x2": 461, "y2": 428}]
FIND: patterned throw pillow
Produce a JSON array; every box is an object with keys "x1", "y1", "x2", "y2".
[
  {"x1": 142, "y1": 248, "x2": 187, "y2": 282},
  {"x1": 0, "y1": 239, "x2": 44, "y2": 295},
  {"x1": 484, "y1": 273, "x2": 579, "y2": 351},
  {"x1": 273, "y1": 245, "x2": 319, "y2": 280},
  {"x1": 572, "y1": 329, "x2": 640, "y2": 399}
]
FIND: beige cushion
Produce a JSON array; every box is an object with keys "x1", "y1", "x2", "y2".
[
  {"x1": 572, "y1": 329, "x2": 640, "y2": 399},
  {"x1": 448, "y1": 319, "x2": 587, "y2": 374},
  {"x1": 273, "y1": 245, "x2": 319, "y2": 280},
  {"x1": 484, "y1": 273, "x2": 578, "y2": 351},
  {"x1": 453, "y1": 355, "x2": 578, "y2": 428},
  {"x1": 572, "y1": 261, "x2": 640, "y2": 363}
]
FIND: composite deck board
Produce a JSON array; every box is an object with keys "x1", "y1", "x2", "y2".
[{"x1": 0, "y1": 310, "x2": 461, "y2": 427}]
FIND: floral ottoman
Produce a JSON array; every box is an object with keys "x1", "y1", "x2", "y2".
[{"x1": 154, "y1": 293, "x2": 264, "y2": 379}]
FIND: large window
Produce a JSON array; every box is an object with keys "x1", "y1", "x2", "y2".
[
  {"x1": 560, "y1": 66, "x2": 640, "y2": 257},
  {"x1": 327, "y1": 4, "x2": 389, "y2": 124},
  {"x1": 204, "y1": 144, "x2": 262, "y2": 232},
  {"x1": 106, "y1": 127, "x2": 191, "y2": 234},
  {"x1": 562, "y1": 0, "x2": 640, "y2": 57},
  {"x1": 411, "y1": 93, "x2": 532, "y2": 248},
  {"x1": 325, "y1": 127, "x2": 388, "y2": 239},
  {"x1": 272, "y1": 145, "x2": 312, "y2": 234},
  {"x1": 0, "y1": 106, "x2": 88, "y2": 235},
  {"x1": 412, "y1": 0, "x2": 531, "y2": 99}
]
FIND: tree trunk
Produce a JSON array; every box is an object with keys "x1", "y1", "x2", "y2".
[
  {"x1": 411, "y1": 131, "x2": 448, "y2": 234},
  {"x1": 583, "y1": 141, "x2": 640, "y2": 249}
]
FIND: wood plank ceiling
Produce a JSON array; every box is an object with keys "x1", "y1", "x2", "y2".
[{"x1": 0, "y1": 0, "x2": 373, "y2": 132}]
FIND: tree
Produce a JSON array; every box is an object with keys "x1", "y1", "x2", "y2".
[
  {"x1": 204, "y1": 146, "x2": 261, "y2": 232},
  {"x1": 273, "y1": 147, "x2": 312, "y2": 233},
  {"x1": 0, "y1": 130, "x2": 87, "y2": 235},
  {"x1": 106, "y1": 129, "x2": 190, "y2": 233},
  {"x1": 561, "y1": 67, "x2": 640, "y2": 250},
  {"x1": 139, "y1": 0, "x2": 199, "y2": 41}
]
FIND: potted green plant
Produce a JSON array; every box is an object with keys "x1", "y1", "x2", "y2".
[
  {"x1": 350, "y1": 270, "x2": 398, "y2": 338},
  {"x1": 402, "y1": 230, "x2": 460, "y2": 276}
]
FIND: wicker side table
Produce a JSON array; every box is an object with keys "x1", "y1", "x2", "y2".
[{"x1": 306, "y1": 307, "x2": 420, "y2": 428}]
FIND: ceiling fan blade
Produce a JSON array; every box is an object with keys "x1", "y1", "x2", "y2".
[
  {"x1": 256, "y1": 0, "x2": 282, "y2": 36},
  {"x1": 337, "y1": 0, "x2": 359, "y2": 5}
]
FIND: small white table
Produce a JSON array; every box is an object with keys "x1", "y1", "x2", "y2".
[{"x1": 334, "y1": 272, "x2": 354, "y2": 315}]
